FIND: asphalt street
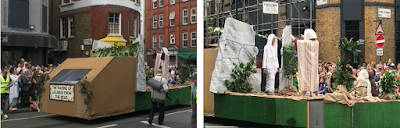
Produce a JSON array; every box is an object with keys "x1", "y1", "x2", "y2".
[
  {"x1": 2, "y1": 104, "x2": 192, "y2": 128},
  {"x1": 204, "y1": 117, "x2": 300, "y2": 128}
]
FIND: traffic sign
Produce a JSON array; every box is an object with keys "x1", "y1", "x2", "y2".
[
  {"x1": 376, "y1": 48, "x2": 383, "y2": 56},
  {"x1": 375, "y1": 35, "x2": 385, "y2": 48},
  {"x1": 375, "y1": 23, "x2": 384, "y2": 35}
]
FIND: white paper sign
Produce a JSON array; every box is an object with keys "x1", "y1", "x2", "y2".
[
  {"x1": 316, "y1": 0, "x2": 327, "y2": 6},
  {"x1": 50, "y1": 85, "x2": 75, "y2": 102},
  {"x1": 376, "y1": 48, "x2": 383, "y2": 56},
  {"x1": 263, "y1": 2, "x2": 278, "y2": 14},
  {"x1": 378, "y1": 8, "x2": 391, "y2": 18}
]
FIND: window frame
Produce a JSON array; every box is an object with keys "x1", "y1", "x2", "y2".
[
  {"x1": 170, "y1": 0, "x2": 175, "y2": 5},
  {"x1": 108, "y1": 13, "x2": 121, "y2": 35},
  {"x1": 153, "y1": 15, "x2": 157, "y2": 29},
  {"x1": 170, "y1": 34, "x2": 175, "y2": 44},
  {"x1": 132, "y1": 17, "x2": 137, "y2": 37},
  {"x1": 190, "y1": 32, "x2": 196, "y2": 47},
  {"x1": 159, "y1": 14, "x2": 163, "y2": 28},
  {"x1": 182, "y1": 9, "x2": 188, "y2": 25},
  {"x1": 159, "y1": 35, "x2": 163, "y2": 48},
  {"x1": 159, "y1": 0, "x2": 163, "y2": 7},
  {"x1": 169, "y1": 12, "x2": 175, "y2": 27},
  {"x1": 182, "y1": 33, "x2": 188, "y2": 48},
  {"x1": 190, "y1": 8, "x2": 196, "y2": 24},
  {"x1": 152, "y1": 36, "x2": 157, "y2": 49},
  {"x1": 60, "y1": 18, "x2": 66, "y2": 38},
  {"x1": 68, "y1": 17, "x2": 74, "y2": 38},
  {"x1": 153, "y1": 0, "x2": 157, "y2": 9}
]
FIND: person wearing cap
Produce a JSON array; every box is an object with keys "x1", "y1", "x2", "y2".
[
  {"x1": 190, "y1": 74, "x2": 197, "y2": 128},
  {"x1": 148, "y1": 70, "x2": 168, "y2": 125}
]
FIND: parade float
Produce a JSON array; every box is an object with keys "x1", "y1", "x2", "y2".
[
  {"x1": 204, "y1": 18, "x2": 400, "y2": 128},
  {"x1": 39, "y1": 35, "x2": 191, "y2": 120}
]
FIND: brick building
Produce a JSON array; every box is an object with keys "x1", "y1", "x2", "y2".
[
  {"x1": 49, "y1": 0, "x2": 142, "y2": 64},
  {"x1": 316, "y1": 0, "x2": 399, "y2": 65},
  {"x1": 145, "y1": 0, "x2": 197, "y2": 68}
]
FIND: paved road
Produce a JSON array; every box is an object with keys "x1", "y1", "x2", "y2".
[
  {"x1": 204, "y1": 117, "x2": 299, "y2": 128},
  {"x1": 2, "y1": 104, "x2": 192, "y2": 128}
]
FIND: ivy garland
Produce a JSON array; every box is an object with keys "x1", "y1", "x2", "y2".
[
  {"x1": 77, "y1": 77, "x2": 92, "y2": 118},
  {"x1": 34, "y1": 74, "x2": 50, "y2": 107},
  {"x1": 91, "y1": 42, "x2": 140, "y2": 58}
]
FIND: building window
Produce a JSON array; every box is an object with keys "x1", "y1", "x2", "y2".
[
  {"x1": 344, "y1": 21, "x2": 360, "y2": 65},
  {"x1": 170, "y1": 0, "x2": 175, "y2": 5},
  {"x1": 61, "y1": 0, "x2": 74, "y2": 5},
  {"x1": 396, "y1": 22, "x2": 400, "y2": 63},
  {"x1": 159, "y1": 35, "x2": 163, "y2": 48},
  {"x1": 170, "y1": 34, "x2": 175, "y2": 44},
  {"x1": 182, "y1": 33, "x2": 188, "y2": 47},
  {"x1": 190, "y1": 8, "x2": 196, "y2": 24},
  {"x1": 108, "y1": 13, "x2": 120, "y2": 34},
  {"x1": 191, "y1": 32, "x2": 196, "y2": 47},
  {"x1": 152, "y1": 15, "x2": 157, "y2": 29},
  {"x1": 182, "y1": 9, "x2": 188, "y2": 25},
  {"x1": 60, "y1": 18, "x2": 66, "y2": 38},
  {"x1": 169, "y1": 12, "x2": 175, "y2": 26},
  {"x1": 159, "y1": 0, "x2": 163, "y2": 7},
  {"x1": 152, "y1": 36, "x2": 157, "y2": 49},
  {"x1": 68, "y1": 17, "x2": 74, "y2": 38},
  {"x1": 132, "y1": 17, "x2": 136, "y2": 37},
  {"x1": 153, "y1": 0, "x2": 157, "y2": 9},
  {"x1": 159, "y1": 14, "x2": 163, "y2": 28},
  {"x1": 183, "y1": 0, "x2": 188, "y2": 2}
]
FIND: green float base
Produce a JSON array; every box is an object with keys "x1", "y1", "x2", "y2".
[
  {"x1": 214, "y1": 94, "x2": 400, "y2": 128},
  {"x1": 135, "y1": 86, "x2": 191, "y2": 111}
]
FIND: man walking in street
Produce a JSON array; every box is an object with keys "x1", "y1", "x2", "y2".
[
  {"x1": 1, "y1": 69, "x2": 11, "y2": 119},
  {"x1": 148, "y1": 70, "x2": 168, "y2": 125},
  {"x1": 191, "y1": 74, "x2": 197, "y2": 128}
]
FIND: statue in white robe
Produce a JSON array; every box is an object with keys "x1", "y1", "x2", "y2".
[
  {"x1": 294, "y1": 29, "x2": 319, "y2": 96},
  {"x1": 153, "y1": 48, "x2": 170, "y2": 80},
  {"x1": 262, "y1": 34, "x2": 279, "y2": 94}
]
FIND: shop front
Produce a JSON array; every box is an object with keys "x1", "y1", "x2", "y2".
[{"x1": 1, "y1": 32, "x2": 57, "y2": 66}]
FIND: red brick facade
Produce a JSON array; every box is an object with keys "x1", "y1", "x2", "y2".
[
  {"x1": 145, "y1": 0, "x2": 197, "y2": 67},
  {"x1": 50, "y1": 1, "x2": 140, "y2": 62}
]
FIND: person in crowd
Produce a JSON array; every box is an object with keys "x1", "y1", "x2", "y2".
[
  {"x1": 8, "y1": 68, "x2": 21, "y2": 111},
  {"x1": 148, "y1": 70, "x2": 168, "y2": 125},
  {"x1": 374, "y1": 67, "x2": 383, "y2": 95},
  {"x1": 19, "y1": 70, "x2": 31, "y2": 108},
  {"x1": 325, "y1": 72, "x2": 334, "y2": 93},
  {"x1": 318, "y1": 78, "x2": 326, "y2": 96},
  {"x1": 291, "y1": 29, "x2": 319, "y2": 97},
  {"x1": 262, "y1": 34, "x2": 279, "y2": 95},
  {"x1": 352, "y1": 68, "x2": 358, "y2": 79},
  {"x1": 191, "y1": 74, "x2": 197, "y2": 128},
  {"x1": 1, "y1": 69, "x2": 11, "y2": 119}
]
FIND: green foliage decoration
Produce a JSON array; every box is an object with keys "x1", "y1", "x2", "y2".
[
  {"x1": 77, "y1": 77, "x2": 92, "y2": 118},
  {"x1": 178, "y1": 55, "x2": 196, "y2": 84},
  {"x1": 282, "y1": 44, "x2": 297, "y2": 77},
  {"x1": 91, "y1": 42, "x2": 140, "y2": 57},
  {"x1": 333, "y1": 38, "x2": 364, "y2": 91},
  {"x1": 378, "y1": 70, "x2": 400, "y2": 95},
  {"x1": 34, "y1": 74, "x2": 50, "y2": 107},
  {"x1": 224, "y1": 57, "x2": 257, "y2": 93},
  {"x1": 146, "y1": 70, "x2": 154, "y2": 81}
]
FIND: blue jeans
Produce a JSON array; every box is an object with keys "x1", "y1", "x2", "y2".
[{"x1": 1, "y1": 94, "x2": 9, "y2": 115}]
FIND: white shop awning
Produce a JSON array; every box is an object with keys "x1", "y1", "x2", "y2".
[{"x1": 169, "y1": 12, "x2": 175, "y2": 19}]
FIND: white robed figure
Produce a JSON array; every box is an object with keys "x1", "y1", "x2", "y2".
[
  {"x1": 262, "y1": 34, "x2": 279, "y2": 94},
  {"x1": 153, "y1": 48, "x2": 170, "y2": 80}
]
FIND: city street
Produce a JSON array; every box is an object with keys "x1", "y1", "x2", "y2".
[
  {"x1": 204, "y1": 117, "x2": 298, "y2": 128},
  {"x1": 2, "y1": 104, "x2": 192, "y2": 128}
]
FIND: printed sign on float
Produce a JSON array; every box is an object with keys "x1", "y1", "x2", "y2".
[
  {"x1": 263, "y1": 2, "x2": 279, "y2": 14},
  {"x1": 50, "y1": 85, "x2": 75, "y2": 102}
]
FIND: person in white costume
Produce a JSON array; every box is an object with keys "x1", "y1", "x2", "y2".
[{"x1": 262, "y1": 34, "x2": 279, "y2": 94}]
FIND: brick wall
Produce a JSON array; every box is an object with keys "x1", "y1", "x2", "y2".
[
  {"x1": 364, "y1": 6, "x2": 395, "y2": 63},
  {"x1": 316, "y1": 7, "x2": 341, "y2": 63},
  {"x1": 146, "y1": 0, "x2": 197, "y2": 50}
]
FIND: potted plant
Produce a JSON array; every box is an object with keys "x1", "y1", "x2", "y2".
[
  {"x1": 332, "y1": 38, "x2": 364, "y2": 91},
  {"x1": 282, "y1": 44, "x2": 297, "y2": 87},
  {"x1": 224, "y1": 57, "x2": 257, "y2": 93},
  {"x1": 378, "y1": 70, "x2": 400, "y2": 100}
]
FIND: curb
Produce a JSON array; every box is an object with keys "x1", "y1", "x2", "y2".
[{"x1": 7, "y1": 108, "x2": 32, "y2": 115}]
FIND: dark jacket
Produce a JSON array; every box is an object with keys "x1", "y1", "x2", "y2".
[{"x1": 20, "y1": 74, "x2": 30, "y2": 91}]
